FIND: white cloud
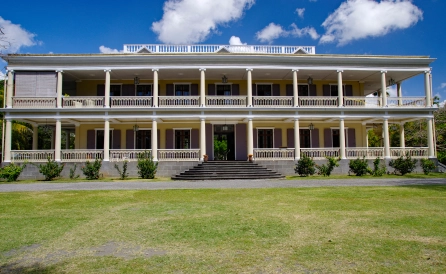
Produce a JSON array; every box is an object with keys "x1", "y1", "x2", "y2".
[
  {"x1": 320, "y1": 0, "x2": 423, "y2": 45},
  {"x1": 440, "y1": 83, "x2": 446, "y2": 89},
  {"x1": 99, "y1": 46, "x2": 122, "y2": 54},
  {"x1": 440, "y1": 100, "x2": 446, "y2": 108},
  {"x1": 229, "y1": 36, "x2": 246, "y2": 45},
  {"x1": 0, "y1": 70, "x2": 5, "y2": 79},
  {"x1": 152, "y1": 0, "x2": 255, "y2": 44},
  {"x1": 256, "y1": 22, "x2": 319, "y2": 43},
  {"x1": 0, "y1": 16, "x2": 40, "y2": 53},
  {"x1": 387, "y1": 85, "x2": 397, "y2": 97},
  {"x1": 296, "y1": 8, "x2": 305, "y2": 18}
]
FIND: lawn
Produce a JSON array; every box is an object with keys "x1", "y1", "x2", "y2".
[{"x1": 1, "y1": 186, "x2": 446, "y2": 273}]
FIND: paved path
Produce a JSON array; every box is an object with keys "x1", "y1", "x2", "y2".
[{"x1": 0, "y1": 178, "x2": 445, "y2": 192}]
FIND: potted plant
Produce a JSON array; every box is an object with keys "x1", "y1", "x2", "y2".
[
  {"x1": 203, "y1": 154, "x2": 208, "y2": 162},
  {"x1": 248, "y1": 154, "x2": 253, "y2": 162}
]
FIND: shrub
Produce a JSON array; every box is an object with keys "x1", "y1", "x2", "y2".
[
  {"x1": 348, "y1": 157, "x2": 371, "y2": 176},
  {"x1": 114, "y1": 160, "x2": 129, "y2": 180},
  {"x1": 371, "y1": 157, "x2": 386, "y2": 177},
  {"x1": 81, "y1": 159, "x2": 102, "y2": 180},
  {"x1": 0, "y1": 163, "x2": 27, "y2": 182},
  {"x1": 438, "y1": 151, "x2": 446, "y2": 165},
  {"x1": 389, "y1": 155, "x2": 417, "y2": 175},
  {"x1": 35, "y1": 157, "x2": 65, "y2": 181},
  {"x1": 137, "y1": 151, "x2": 158, "y2": 179},
  {"x1": 295, "y1": 154, "x2": 316, "y2": 177},
  {"x1": 69, "y1": 164, "x2": 80, "y2": 179},
  {"x1": 316, "y1": 157, "x2": 340, "y2": 177},
  {"x1": 420, "y1": 158, "x2": 436, "y2": 175}
]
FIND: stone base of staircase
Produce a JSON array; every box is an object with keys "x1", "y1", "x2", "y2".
[{"x1": 171, "y1": 161, "x2": 285, "y2": 180}]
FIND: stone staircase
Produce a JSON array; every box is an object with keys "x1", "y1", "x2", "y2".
[{"x1": 171, "y1": 161, "x2": 285, "y2": 180}]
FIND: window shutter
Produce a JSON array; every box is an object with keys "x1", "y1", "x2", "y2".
[
  {"x1": 273, "y1": 84, "x2": 280, "y2": 96},
  {"x1": 253, "y1": 128, "x2": 257, "y2": 148},
  {"x1": 348, "y1": 128, "x2": 356, "y2": 147},
  {"x1": 126, "y1": 129, "x2": 134, "y2": 149},
  {"x1": 208, "y1": 84, "x2": 215, "y2": 96},
  {"x1": 122, "y1": 84, "x2": 135, "y2": 96},
  {"x1": 345, "y1": 85, "x2": 353, "y2": 96},
  {"x1": 286, "y1": 84, "x2": 293, "y2": 97},
  {"x1": 311, "y1": 128, "x2": 320, "y2": 148},
  {"x1": 87, "y1": 130, "x2": 95, "y2": 150},
  {"x1": 309, "y1": 84, "x2": 317, "y2": 96},
  {"x1": 206, "y1": 124, "x2": 213, "y2": 160},
  {"x1": 252, "y1": 84, "x2": 257, "y2": 96},
  {"x1": 232, "y1": 84, "x2": 239, "y2": 96},
  {"x1": 15, "y1": 72, "x2": 37, "y2": 97},
  {"x1": 274, "y1": 128, "x2": 282, "y2": 148},
  {"x1": 113, "y1": 130, "x2": 121, "y2": 149},
  {"x1": 191, "y1": 84, "x2": 199, "y2": 96},
  {"x1": 236, "y1": 124, "x2": 247, "y2": 160},
  {"x1": 323, "y1": 85, "x2": 330, "y2": 96},
  {"x1": 36, "y1": 72, "x2": 57, "y2": 97},
  {"x1": 97, "y1": 84, "x2": 105, "y2": 96},
  {"x1": 324, "y1": 128, "x2": 332, "y2": 148},
  {"x1": 166, "y1": 129, "x2": 173, "y2": 149},
  {"x1": 287, "y1": 128, "x2": 294, "y2": 148},
  {"x1": 166, "y1": 84, "x2": 174, "y2": 96},
  {"x1": 191, "y1": 129, "x2": 199, "y2": 149}
]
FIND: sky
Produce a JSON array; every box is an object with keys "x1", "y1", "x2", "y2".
[{"x1": 1, "y1": 0, "x2": 445, "y2": 104}]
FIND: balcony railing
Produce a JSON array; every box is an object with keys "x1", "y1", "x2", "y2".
[
  {"x1": 158, "y1": 96, "x2": 200, "y2": 107},
  {"x1": 390, "y1": 147, "x2": 428, "y2": 158},
  {"x1": 206, "y1": 96, "x2": 247, "y2": 107},
  {"x1": 254, "y1": 148, "x2": 294, "y2": 160},
  {"x1": 110, "y1": 96, "x2": 152, "y2": 108},
  {"x1": 13, "y1": 97, "x2": 56, "y2": 108},
  {"x1": 110, "y1": 149, "x2": 148, "y2": 161},
  {"x1": 346, "y1": 147, "x2": 384, "y2": 159},
  {"x1": 11, "y1": 150, "x2": 54, "y2": 162},
  {"x1": 387, "y1": 97, "x2": 426, "y2": 108},
  {"x1": 300, "y1": 148, "x2": 340, "y2": 160},
  {"x1": 62, "y1": 97, "x2": 104, "y2": 108},
  {"x1": 61, "y1": 150, "x2": 104, "y2": 162},
  {"x1": 344, "y1": 97, "x2": 380, "y2": 107},
  {"x1": 158, "y1": 149, "x2": 200, "y2": 161},
  {"x1": 299, "y1": 96, "x2": 338, "y2": 107},
  {"x1": 253, "y1": 96, "x2": 293, "y2": 107}
]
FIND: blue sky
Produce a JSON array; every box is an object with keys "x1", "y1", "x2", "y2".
[{"x1": 1, "y1": 0, "x2": 445, "y2": 103}]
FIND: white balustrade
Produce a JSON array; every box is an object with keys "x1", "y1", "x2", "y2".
[
  {"x1": 206, "y1": 96, "x2": 247, "y2": 107},
  {"x1": 344, "y1": 97, "x2": 381, "y2": 108},
  {"x1": 62, "y1": 97, "x2": 104, "y2": 108},
  {"x1": 387, "y1": 97, "x2": 426, "y2": 108},
  {"x1": 111, "y1": 96, "x2": 153, "y2": 108},
  {"x1": 158, "y1": 96, "x2": 199, "y2": 107},
  {"x1": 254, "y1": 148, "x2": 294, "y2": 160},
  {"x1": 299, "y1": 96, "x2": 338, "y2": 107},
  {"x1": 12, "y1": 97, "x2": 56, "y2": 108},
  {"x1": 390, "y1": 147, "x2": 428, "y2": 158},
  {"x1": 123, "y1": 44, "x2": 316, "y2": 54},
  {"x1": 346, "y1": 147, "x2": 384, "y2": 159},
  {"x1": 11, "y1": 150, "x2": 54, "y2": 162},
  {"x1": 110, "y1": 149, "x2": 150, "y2": 161},
  {"x1": 158, "y1": 149, "x2": 200, "y2": 161},
  {"x1": 300, "y1": 148, "x2": 340, "y2": 160},
  {"x1": 253, "y1": 96, "x2": 293, "y2": 107},
  {"x1": 61, "y1": 150, "x2": 103, "y2": 162}
]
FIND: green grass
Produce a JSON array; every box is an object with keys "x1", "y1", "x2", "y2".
[
  {"x1": 1, "y1": 187, "x2": 446, "y2": 273},
  {"x1": 0, "y1": 177, "x2": 172, "y2": 184},
  {"x1": 287, "y1": 172, "x2": 446, "y2": 180}
]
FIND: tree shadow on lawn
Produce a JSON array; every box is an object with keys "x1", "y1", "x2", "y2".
[{"x1": 0, "y1": 262, "x2": 58, "y2": 274}]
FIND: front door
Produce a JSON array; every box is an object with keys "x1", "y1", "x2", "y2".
[{"x1": 213, "y1": 125, "x2": 235, "y2": 161}]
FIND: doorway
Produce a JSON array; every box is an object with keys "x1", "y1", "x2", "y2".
[{"x1": 213, "y1": 125, "x2": 235, "y2": 160}]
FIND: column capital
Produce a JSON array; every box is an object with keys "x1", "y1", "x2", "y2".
[
  {"x1": 152, "y1": 118, "x2": 158, "y2": 122},
  {"x1": 152, "y1": 68, "x2": 159, "y2": 72},
  {"x1": 294, "y1": 118, "x2": 300, "y2": 121},
  {"x1": 339, "y1": 117, "x2": 344, "y2": 121},
  {"x1": 337, "y1": 70, "x2": 343, "y2": 73},
  {"x1": 104, "y1": 69, "x2": 112, "y2": 73},
  {"x1": 246, "y1": 68, "x2": 253, "y2": 72},
  {"x1": 199, "y1": 68, "x2": 206, "y2": 72},
  {"x1": 380, "y1": 70, "x2": 387, "y2": 74},
  {"x1": 424, "y1": 70, "x2": 431, "y2": 74},
  {"x1": 200, "y1": 118, "x2": 206, "y2": 121},
  {"x1": 6, "y1": 69, "x2": 14, "y2": 73},
  {"x1": 292, "y1": 69, "x2": 299, "y2": 72},
  {"x1": 56, "y1": 70, "x2": 64, "y2": 73},
  {"x1": 248, "y1": 118, "x2": 253, "y2": 121}
]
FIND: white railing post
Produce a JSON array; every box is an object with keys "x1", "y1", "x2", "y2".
[
  {"x1": 425, "y1": 70, "x2": 432, "y2": 107},
  {"x1": 55, "y1": 119, "x2": 61, "y2": 162},
  {"x1": 152, "y1": 119, "x2": 158, "y2": 161},
  {"x1": 293, "y1": 69, "x2": 299, "y2": 107},
  {"x1": 200, "y1": 118, "x2": 206, "y2": 161},
  {"x1": 104, "y1": 69, "x2": 111, "y2": 108},
  {"x1": 294, "y1": 119, "x2": 300, "y2": 160},
  {"x1": 337, "y1": 70, "x2": 343, "y2": 107},
  {"x1": 4, "y1": 119, "x2": 12, "y2": 162},
  {"x1": 248, "y1": 118, "x2": 254, "y2": 158},
  {"x1": 247, "y1": 69, "x2": 253, "y2": 107},
  {"x1": 6, "y1": 70, "x2": 13, "y2": 108},
  {"x1": 153, "y1": 69, "x2": 159, "y2": 107},
  {"x1": 104, "y1": 119, "x2": 110, "y2": 161},
  {"x1": 383, "y1": 118, "x2": 390, "y2": 159},
  {"x1": 56, "y1": 70, "x2": 63, "y2": 108},
  {"x1": 339, "y1": 118, "x2": 346, "y2": 159},
  {"x1": 427, "y1": 117, "x2": 435, "y2": 158},
  {"x1": 381, "y1": 70, "x2": 387, "y2": 107},
  {"x1": 200, "y1": 68, "x2": 206, "y2": 107}
]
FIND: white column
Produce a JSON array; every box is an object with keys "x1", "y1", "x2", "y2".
[
  {"x1": 397, "y1": 82, "x2": 402, "y2": 106},
  {"x1": 362, "y1": 124, "x2": 368, "y2": 148},
  {"x1": 104, "y1": 70, "x2": 111, "y2": 108},
  {"x1": 56, "y1": 70, "x2": 63, "y2": 108},
  {"x1": 65, "y1": 130, "x2": 70, "y2": 149},
  {"x1": 294, "y1": 119, "x2": 300, "y2": 160},
  {"x1": 55, "y1": 119, "x2": 61, "y2": 162},
  {"x1": 381, "y1": 70, "x2": 387, "y2": 107},
  {"x1": 152, "y1": 69, "x2": 159, "y2": 107},
  {"x1": 337, "y1": 70, "x2": 343, "y2": 107},
  {"x1": 339, "y1": 118, "x2": 346, "y2": 159},
  {"x1": 200, "y1": 118, "x2": 206, "y2": 161},
  {"x1": 247, "y1": 69, "x2": 253, "y2": 107},
  {"x1": 427, "y1": 117, "x2": 435, "y2": 158},
  {"x1": 247, "y1": 118, "x2": 253, "y2": 157},
  {"x1": 74, "y1": 124, "x2": 80, "y2": 149},
  {"x1": 151, "y1": 119, "x2": 158, "y2": 161},
  {"x1": 104, "y1": 119, "x2": 110, "y2": 161},
  {"x1": 400, "y1": 123, "x2": 405, "y2": 148},
  {"x1": 6, "y1": 70, "x2": 13, "y2": 108},
  {"x1": 383, "y1": 118, "x2": 390, "y2": 159},
  {"x1": 425, "y1": 71, "x2": 432, "y2": 107},
  {"x1": 4, "y1": 119, "x2": 12, "y2": 162},
  {"x1": 33, "y1": 125, "x2": 38, "y2": 150},
  {"x1": 199, "y1": 68, "x2": 206, "y2": 107},
  {"x1": 292, "y1": 69, "x2": 299, "y2": 107}
]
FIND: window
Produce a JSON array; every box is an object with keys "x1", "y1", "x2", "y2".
[
  {"x1": 175, "y1": 84, "x2": 190, "y2": 96},
  {"x1": 257, "y1": 129, "x2": 273, "y2": 148},
  {"x1": 136, "y1": 85, "x2": 152, "y2": 96},
  {"x1": 300, "y1": 129, "x2": 311, "y2": 148},
  {"x1": 330, "y1": 85, "x2": 345, "y2": 97},
  {"x1": 175, "y1": 130, "x2": 190, "y2": 149},
  {"x1": 110, "y1": 85, "x2": 121, "y2": 96},
  {"x1": 298, "y1": 85, "x2": 309, "y2": 96},
  {"x1": 136, "y1": 130, "x2": 152, "y2": 149},
  {"x1": 332, "y1": 129, "x2": 340, "y2": 147},
  {"x1": 216, "y1": 84, "x2": 231, "y2": 96},
  {"x1": 257, "y1": 84, "x2": 272, "y2": 96},
  {"x1": 96, "y1": 130, "x2": 113, "y2": 150}
]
